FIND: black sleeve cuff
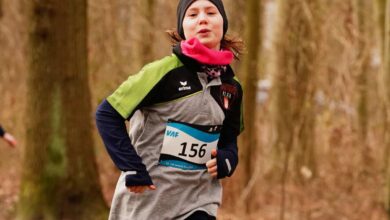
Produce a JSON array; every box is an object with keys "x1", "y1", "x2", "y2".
[
  {"x1": 216, "y1": 149, "x2": 238, "y2": 179},
  {"x1": 125, "y1": 170, "x2": 154, "y2": 186},
  {"x1": 0, "y1": 126, "x2": 5, "y2": 137}
]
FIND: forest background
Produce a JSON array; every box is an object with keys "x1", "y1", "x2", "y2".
[{"x1": 0, "y1": 0, "x2": 390, "y2": 219}]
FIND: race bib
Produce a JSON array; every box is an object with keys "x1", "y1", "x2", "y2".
[{"x1": 159, "y1": 121, "x2": 221, "y2": 170}]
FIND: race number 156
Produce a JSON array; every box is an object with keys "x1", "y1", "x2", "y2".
[{"x1": 178, "y1": 142, "x2": 207, "y2": 158}]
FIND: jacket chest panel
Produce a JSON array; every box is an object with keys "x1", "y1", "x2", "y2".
[{"x1": 147, "y1": 76, "x2": 225, "y2": 126}]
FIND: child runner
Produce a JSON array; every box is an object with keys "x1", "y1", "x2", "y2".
[{"x1": 96, "y1": 0, "x2": 244, "y2": 219}]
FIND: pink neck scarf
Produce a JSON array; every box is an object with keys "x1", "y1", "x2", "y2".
[{"x1": 180, "y1": 38, "x2": 234, "y2": 65}]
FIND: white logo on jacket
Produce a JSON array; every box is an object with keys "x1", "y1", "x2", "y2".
[{"x1": 178, "y1": 81, "x2": 191, "y2": 91}]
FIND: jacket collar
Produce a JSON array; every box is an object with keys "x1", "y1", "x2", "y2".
[{"x1": 172, "y1": 44, "x2": 235, "y2": 80}]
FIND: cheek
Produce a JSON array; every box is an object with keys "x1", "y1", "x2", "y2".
[
  {"x1": 182, "y1": 19, "x2": 196, "y2": 38},
  {"x1": 212, "y1": 16, "x2": 224, "y2": 35},
  {"x1": 215, "y1": 24, "x2": 223, "y2": 36}
]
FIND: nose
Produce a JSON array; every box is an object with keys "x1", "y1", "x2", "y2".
[{"x1": 198, "y1": 12, "x2": 208, "y2": 24}]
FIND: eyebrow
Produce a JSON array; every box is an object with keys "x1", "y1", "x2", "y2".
[{"x1": 187, "y1": 6, "x2": 218, "y2": 12}]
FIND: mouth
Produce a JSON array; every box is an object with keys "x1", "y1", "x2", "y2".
[{"x1": 197, "y1": 29, "x2": 211, "y2": 34}]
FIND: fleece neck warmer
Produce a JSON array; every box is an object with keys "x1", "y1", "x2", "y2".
[{"x1": 180, "y1": 38, "x2": 233, "y2": 78}]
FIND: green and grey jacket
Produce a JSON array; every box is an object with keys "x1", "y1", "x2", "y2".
[{"x1": 96, "y1": 45, "x2": 244, "y2": 220}]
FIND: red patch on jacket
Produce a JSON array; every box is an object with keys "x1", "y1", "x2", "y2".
[{"x1": 220, "y1": 84, "x2": 237, "y2": 110}]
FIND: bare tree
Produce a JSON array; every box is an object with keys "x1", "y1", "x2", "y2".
[
  {"x1": 18, "y1": 1, "x2": 108, "y2": 219},
  {"x1": 355, "y1": 0, "x2": 374, "y2": 145},
  {"x1": 239, "y1": 0, "x2": 262, "y2": 212},
  {"x1": 383, "y1": 0, "x2": 390, "y2": 101},
  {"x1": 0, "y1": 0, "x2": 2, "y2": 18},
  {"x1": 271, "y1": 0, "x2": 322, "y2": 218},
  {"x1": 385, "y1": 1, "x2": 390, "y2": 93},
  {"x1": 130, "y1": 0, "x2": 156, "y2": 69},
  {"x1": 220, "y1": 0, "x2": 263, "y2": 214},
  {"x1": 382, "y1": 0, "x2": 390, "y2": 214},
  {"x1": 376, "y1": 0, "x2": 387, "y2": 53},
  {"x1": 224, "y1": 0, "x2": 246, "y2": 74},
  {"x1": 140, "y1": 0, "x2": 155, "y2": 64}
]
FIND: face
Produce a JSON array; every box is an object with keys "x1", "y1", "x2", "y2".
[{"x1": 182, "y1": 0, "x2": 224, "y2": 50}]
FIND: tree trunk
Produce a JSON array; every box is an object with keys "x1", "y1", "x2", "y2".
[
  {"x1": 385, "y1": 1, "x2": 390, "y2": 90},
  {"x1": 240, "y1": 0, "x2": 262, "y2": 212},
  {"x1": 376, "y1": 0, "x2": 387, "y2": 55},
  {"x1": 58, "y1": 1, "x2": 108, "y2": 218},
  {"x1": 273, "y1": 0, "x2": 320, "y2": 176},
  {"x1": 140, "y1": 0, "x2": 155, "y2": 64},
  {"x1": 375, "y1": 0, "x2": 390, "y2": 214},
  {"x1": 383, "y1": 0, "x2": 390, "y2": 215},
  {"x1": 18, "y1": 1, "x2": 108, "y2": 219},
  {"x1": 271, "y1": 0, "x2": 321, "y2": 218},
  {"x1": 224, "y1": 0, "x2": 246, "y2": 74},
  {"x1": 131, "y1": 0, "x2": 155, "y2": 69},
  {"x1": 0, "y1": 0, "x2": 2, "y2": 18},
  {"x1": 355, "y1": 0, "x2": 374, "y2": 146},
  {"x1": 384, "y1": 0, "x2": 390, "y2": 102},
  {"x1": 221, "y1": 0, "x2": 262, "y2": 214}
]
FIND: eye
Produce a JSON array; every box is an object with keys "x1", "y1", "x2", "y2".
[
  {"x1": 206, "y1": 8, "x2": 219, "y2": 15},
  {"x1": 186, "y1": 11, "x2": 198, "y2": 17}
]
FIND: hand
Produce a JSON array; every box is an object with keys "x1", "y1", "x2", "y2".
[
  {"x1": 3, "y1": 132, "x2": 17, "y2": 147},
  {"x1": 206, "y1": 149, "x2": 218, "y2": 178},
  {"x1": 127, "y1": 185, "x2": 156, "y2": 194}
]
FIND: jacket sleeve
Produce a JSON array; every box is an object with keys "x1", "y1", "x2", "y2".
[
  {"x1": 96, "y1": 99, "x2": 153, "y2": 186},
  {"x1": 0, "y1": 125, "x2": 5, "y2": 137},
  {"x1": 106, "y1": 56, "x2": 179, "y2": 119},
  {"x1": 97, "y1": 57, "x2": 179, "y2": 186},
  {"x1": 216, "y1": 81, "x2": 244, "y2": 179},
  {"x1": 216, "y1": 136, "x2": 238, "y2": 179}
]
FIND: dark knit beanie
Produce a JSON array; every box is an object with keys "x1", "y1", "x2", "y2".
[{"x1": 177, "y1": 0, "x2": 228, "y2": 39}]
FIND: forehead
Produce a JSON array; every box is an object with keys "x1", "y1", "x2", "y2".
[{"x1": 187, "y1": 0, "x2": 217, "y2": 10}]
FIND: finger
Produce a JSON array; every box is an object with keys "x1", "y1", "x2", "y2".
[
  {"x1": 211, "y1": 149, "x2": 217, "y2": 157},
  {"x1": 206, "y1": 159, "x2": 216, "y2": 168},
  {"x1": 129, "y1": 185, "x2": 156, "y2": 193},
  {"x1": 8, "y1": 140, "x2": 17, "y2": 147},
  {"x1": 135, "y1": 186, "x2": 144, "y2": 193},
  {"x1": 138, "y1": 186, "x2": 147, "y2": 193},
  {"x1": 134, "y1": 187, "x2": 141, "y2": 193},
  {"x1": 10, "y1": 139, "x2": 17, "y2": 147},
  {"x1": 4, "y1": 135, "x2": 16, "y2": 147},
  {"x1": 130, "y1": 186, "x2": 142, "y2": 193},
  {"x1": 208, "y1": 165, "x2": 217, "y2": 174},
  {"x1": 132, "y1": 186, "x2": 140, "y2": 193},
  {"x1": 128, "y1": 186, "x2": 136, "y2": 193},
  {"x1": 210, "y1": 172, "x2": 217, "y2": 178}
]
